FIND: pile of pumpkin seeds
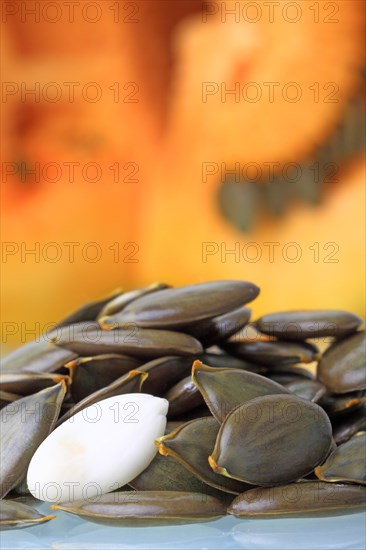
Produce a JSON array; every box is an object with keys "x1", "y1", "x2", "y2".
[{"x1": 1, "y1": 280, "x2": 365, "y2": 529}]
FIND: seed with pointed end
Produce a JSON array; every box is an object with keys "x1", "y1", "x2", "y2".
[
  {"x1": 138, "y1": 356, "x2": 195, "y2": 396},
  {"x1": 317, "y1": 332, "x2": 366, "y2": 393},
  {"x1": 101, "y1": 281, "x2": 259, "y2": 330},
  {"x1": 66, "y1": 354, "x2": 143, "y2": 402},
  {"x1": 1, "y1": 340, "x2": 77, "y2": 373},
  {"x1": 97, "y1": 282, "x2": 170, "y2": 319},
  {"x1": 27, "y1": 393, "x2": 168, "y2": 502},
  {"x1": 0, "y1": 372, "x2": 70, "y2": 396},
  {"x1": 52, "y1": 322, "x2": 203, "y2": 357},
  {"x1": 192, "y1": 361, "x2": 289, "y2": 423},
  {"x1": 156, "y1": 417, "x2": 250, "y2": 495},
  {"x1": 0, "y1": 500, "x2": 55, "y2": 531},
  {"x1": 227, "y1": 482, "x2": 366, "y2": 518},
  {"x1": 255, "y1": 310, "x2": 362, "y2": 340},
  {"x1": 209, "y1": 394, "x2": 333, "y2": 486},
  {"x1": 0, "y1": 381, "x2": 66, "y2": 498},
  {"x1": 56, "y1": 370, "x2": 147, "y2": 426},
  {"x1": 222, "y1": 340, "x2": 319, "y2": 367},
  {"x1": 332, "y1": 405, "x2": 366, "y2": 445},
  {"x1": 51, "y1": 491, "x2": 226, "y2": 526},
  {"x1": 56, "y1": 290, "x2": 122, "y2": 328},
  {"x1": 315, "y1": 432, "x2": 366, "y2": 485}
]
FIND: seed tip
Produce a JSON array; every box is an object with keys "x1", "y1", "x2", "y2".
[{"x1": 98, "y1": 316, "x2": 116, "y2": 330}]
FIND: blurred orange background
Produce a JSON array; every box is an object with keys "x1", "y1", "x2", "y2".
[{"x1": 1, "y1": 0, "x2": 365, "y2": 350}]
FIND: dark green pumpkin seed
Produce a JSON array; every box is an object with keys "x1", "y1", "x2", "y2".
[
  {"x1": 317, "y1": 332, "x2": 366, "y2": 393},
  {"x1": 192, "y1": 361, "x2": 290, "y2": 423},
  {"x1": 222, "y1": 340, "x2": 319, "y2": 367},
  {"x1": 332, "y1": 405, "x2": 366, "y2": 444},
  {"x1": 56, "y1": 369, "x2": 147, "y2": 425},
  {"x1": 210, "y1": 394, "x2": 333, "y2": 486},
  {"x1": 255, "y1": 310, "x2": 362, "y2": 340},
  {"x1": 156, "y1": 417, "x2": 251, "y2": 495},
  {"x1": 164, "y1": 376, "x2": 204, "y2": 419},
  {"x1": 139, "y1": 356, "x2": 195, "y2": 396},
  {"x1": 52, "y1": 322, "x2": 203, "y2": 357},
  {"x1": 51, "y1": 491, "x2": 226, "y2": 526},
  {"x1": 319, "y1": 391, "x2": 366, "y2": 417},
  {"x1": 185, "y1": 307, "x2": 251, "y2": 347},
  {"x1": 228, "y1": 482, "x2": 366, "y2": 518},
  {"x1": 65, "y1": 354, "x2": 142, "y2": 402},
  {"x1": 101, "y1": 281, "x2": 259, "y2": 330},
  {"x1": 56, "y1": 289, "x2": 122, "y2": 328},
  {"x1": 0, "y1": 381, "x2": 66, "y2": 497},
  {"x1": 285, "y1": 380, "x2": 327, "y2": 403},
  {"x1": 0, "y1": 372, "x2": 70, "y2": 396},
  {"x1": 315, "y1": 433, "x2": 366, "y2": 485},
  {"x1": 1, "y1": 340, "x2": 77, "y2": 373},
  {"x1": 129, "y1": 450, "x2": 223, "y2": 499},
  {"x1": 97, "y1": 282, "x2": 170, "y2": 320},
  {"x1": 0, "y1": 500, "x2": 55, "y2": 530}
]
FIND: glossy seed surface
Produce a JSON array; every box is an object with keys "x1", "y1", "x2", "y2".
[
  {"x1": 1, "y1": 340, "x2": 77, "y2": 373},
  {"x1": 332, "y1": 405, "x2": 366, "y2": 444},
  {"x1": 51, "y1": 491, "x2": 226, "y2": 526},
  {"x1": 210, "y1": 394, "x2": 333, "y2": 486},
  {"x1": 315, "y1": 432, "x2": 366, "y2": 485},
  {"x1": 317, "y1": 332, "x2": 366, "y2": 393},
  {"x1": 255, "y1": 310, "x2": 362, "y2": 340},
  {"x1": 52, "y1": 322, "x2": 203, "y2": 357},
  {"x1": 139, "y1": 356, "x2": 195, "y2": 396},
  {"x1": 0, "y1": 372, "x2": 70, "y2": 396},
  {"x1": 192, "y1": 361, "x2": 289, "y2": 423},
  {"x1": 0, "y1": 500, "x2": 55, "y2": 531},
  {"x1": 222, "y1": 340, "x2": 319, "y2": 367},
  {"x1": 285, "y1": 380, "x2": 327, "y2": 403},
  {"x1": 164, "y1": 376, "x2": 204, "y2": 419},
  {"x1": 56, "y1": 290, "x2": 121, "y2": 328},
  {"x1": 319, "y1": 391, "x2": 366, "y2": 417},
  {"x1": 129, "y1": 450, "x2": 222, "y2": 498},
  {"x1": 228, "y1": 482, "x2": 366, "y2": 518},
  {"x1": 66, "y1": 354, "x2": 142, "y2": 402},
  {"x1": 0, "y1": 382, "x2": 66, "y2": 498},
  {"x1": 157, "y1": 417, "x2": 250, "y2": 494},
  {"x1": 97, "y1": 283, "x2": 169, "y2": 319},
  {"x1": 102, "y1": 281, "x2": 259, "y2": 329},
  {"x1": 185, "y1": 307, "x2": 251, "y2": 347}
]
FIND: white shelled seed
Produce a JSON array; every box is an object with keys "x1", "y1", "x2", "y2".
[{"x1": 27, "y1": 393, "x2": 168, "y2": 503}]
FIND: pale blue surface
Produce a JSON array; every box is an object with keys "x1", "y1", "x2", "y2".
[{"x1": 1, "y1": 500, "x2": 365, "y2": 550}]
